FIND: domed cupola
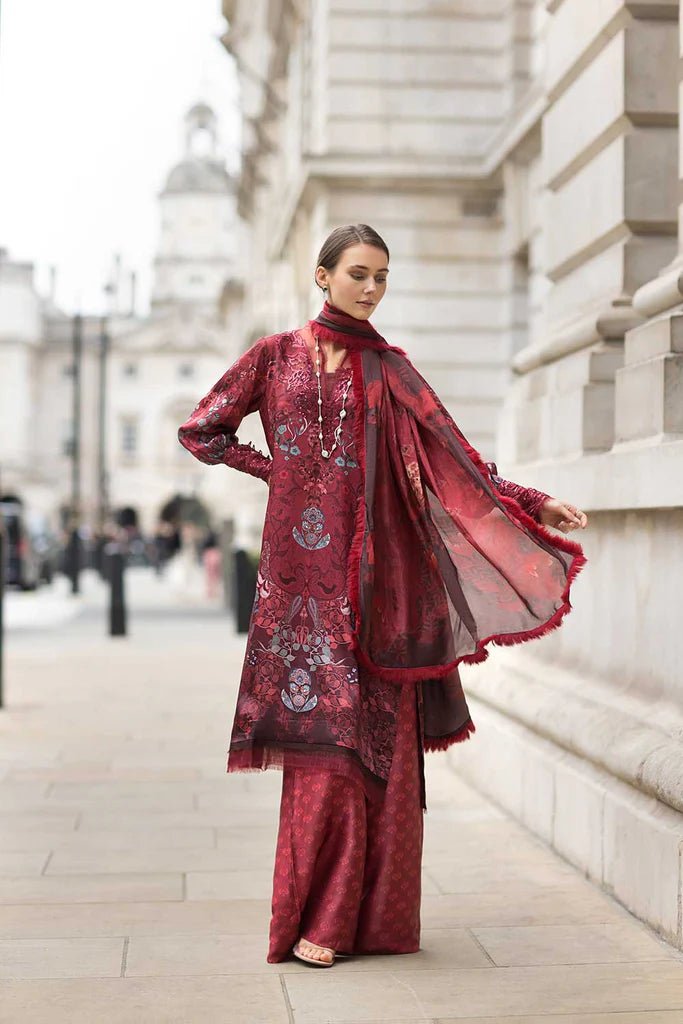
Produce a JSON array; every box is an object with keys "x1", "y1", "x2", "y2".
[{"x1": 151, "y1": 102, "x2": 238, "y2": 315}]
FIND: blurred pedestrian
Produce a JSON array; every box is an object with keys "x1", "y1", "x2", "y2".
[
  {"x1": 152, "y1": 520, "x2": 179, "y2": 576},
  {"x1": 201, "y1": 529, "x2": 222, "y2": 600}
]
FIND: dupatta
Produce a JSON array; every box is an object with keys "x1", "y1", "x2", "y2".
[{"x1": 311, "y1": 302, "x2": 586, "y2": 729}]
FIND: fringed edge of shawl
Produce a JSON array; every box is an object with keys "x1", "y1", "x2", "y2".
[
  {"x1": 227, "y1": 741, "x2": 388, "y2": 802},
  {"x1": 352, "y1": 533, "x2": 587, "y2": 683},
  {"x1": 424, "y1": 717, "x2": 476, "y2": 752}
]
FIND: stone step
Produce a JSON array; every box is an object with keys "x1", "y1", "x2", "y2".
[
  {"x1": 624, "y1": 312, "x2": 683, "y2": 366},
  {"x1": 615, "y1": 352, "x2": 683, "y2": 440}
]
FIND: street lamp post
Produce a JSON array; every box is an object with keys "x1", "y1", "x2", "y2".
[
  {"x1": 66, "y1": 312, "x2": 83, "y2": 594},
  {"x1": 0, "y1": 465, "x2": 4, "y2": 709},
  {"x1": 0, "y1": 517, "x2": 4, "y2": 708},
  {"x1": 96, "y1": 313, "x2": 110, "y2": 568}
]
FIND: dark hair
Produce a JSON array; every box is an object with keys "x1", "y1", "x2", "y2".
[{"x1": 315, "y1": 224, "x2": 390, "y2": 292}]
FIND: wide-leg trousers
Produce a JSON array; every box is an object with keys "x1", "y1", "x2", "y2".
[{"x1": 267, "y1": 682, "x2": 424, "y2": 962}]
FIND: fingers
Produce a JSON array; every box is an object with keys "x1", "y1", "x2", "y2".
[{"x1": 558, "y1": 503, "x2": 588, "y2": 531}]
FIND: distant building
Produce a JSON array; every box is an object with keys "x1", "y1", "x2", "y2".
[{"x1": 0, "y1": 102, "x2": 268, "y2": 547}]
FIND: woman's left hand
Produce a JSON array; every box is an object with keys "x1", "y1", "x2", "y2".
[{"x1": 539, "y1": 498, "x2": 588, "y2": 533}]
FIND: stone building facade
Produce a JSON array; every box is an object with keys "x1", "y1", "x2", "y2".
[{"x1": 220, "y1": 0, "x2": 683, "y2": 948}]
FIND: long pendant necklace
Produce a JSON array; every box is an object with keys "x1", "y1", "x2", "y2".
[{"x1": 314, "y1": 335, "x2": 352, "y2": 459}]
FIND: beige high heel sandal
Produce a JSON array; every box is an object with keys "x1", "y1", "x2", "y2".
[{"x1": 292, "y1": 937, "x2": 336, "y2": 967}]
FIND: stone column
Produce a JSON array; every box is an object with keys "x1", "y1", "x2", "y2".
[
  {"x1": 499, "y1": 0, "x2": 678, "y2": 467},
  {"x1": 613, "y1": 0, "x2": 683, "y2": 446}
]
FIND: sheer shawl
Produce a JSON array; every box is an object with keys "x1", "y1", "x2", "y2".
[{"x1": 313, "y1": 303, "x2": 586, "y2": 713}]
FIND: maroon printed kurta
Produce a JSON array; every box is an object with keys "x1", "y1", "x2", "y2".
[{"x1": 178, "y1": 328, "x2": 551, "y2": 796}]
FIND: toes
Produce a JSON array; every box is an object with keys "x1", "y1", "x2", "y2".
[{"x1": 297, "y1": 939, "x2": 334, "y2": 962}]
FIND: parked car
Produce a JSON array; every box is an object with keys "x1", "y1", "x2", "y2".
[{"x1": 0, "y1": 499, "x2": 41, "y2": 590}]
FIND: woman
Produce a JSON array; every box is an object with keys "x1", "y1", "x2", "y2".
[{"x1": 178, "y1": 223, "x2": 588, "y2": 967}]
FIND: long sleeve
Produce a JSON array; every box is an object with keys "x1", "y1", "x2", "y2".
[
  {"x1": 485, "y1": 461, "x2": 551, "y2": 522},
  {"x1": 178, "y1": 337, "x2": 273, "y2": 483}
]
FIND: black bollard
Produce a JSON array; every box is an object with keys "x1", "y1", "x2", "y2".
[
  {"x1": 97, "y1": 535, "x2": 110, "y2": 580},
  {"x1": 106, "y1": 544, "x2": 127, "y2": 636},
  {"x1": 220, "y1": 519, "x2": 235, "y2": 613},
  {"x1": 0, "y1": 526, "x2": 4, "y2": 708},
  {"x1": 65, "y1": 528, "x2": 81, "y2": 595},
  {"x1": 233, "y1": 549, "x2": 256, "y2": 633}
]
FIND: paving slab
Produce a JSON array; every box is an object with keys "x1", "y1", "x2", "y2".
[
  {"x1": 44, "y1": 845, "x2": 237, "y2": 874},
  {"x1": 0, "y1": 827, "x2": 216, "y2": 852},
  {"x1": 0, "y1": 975, "x2": 290, "y2": 1024},
  {"x1": 420, "y1": 886, "x2": 631, "y2": 929},
  {"x1": 0, "y1": 812, "x2": 79, "y2": 832},
  {"x1": 185, "y1": 867, "x2": 279, "y2": 901},
  {"x1": 0, "y1": 937, "x2": 125, "y2": 980},
  {"x1": 0, "y1": 899, "x2": 271, "y2": 938},
  {"x1": 436, "y1": 1014, "x2": 683, "y2": 1024},
  {"x1": 284, "y1": 962, "x2": 683, "y2": 1020},
  {"x1": 0, "y1": 871, "x2": 184, "y2": 904},
  {"x1": 470, "y1": 921, "x2": 680, "y2": 967},
  {"x1": 0, "y1": 851, "x2": 50, "y2": 876}
]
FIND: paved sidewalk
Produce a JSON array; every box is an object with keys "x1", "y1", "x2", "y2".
[{"x1": 1, "y1": 570, "x2": 683, "y2": 1022}]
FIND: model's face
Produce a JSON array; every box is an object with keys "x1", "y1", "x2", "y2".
[{"x1": 315, "y1": 243, "x2": 389, "y2": 320}]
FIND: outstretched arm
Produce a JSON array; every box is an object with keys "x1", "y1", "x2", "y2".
[
  {"x1": 178, "y1": 337, "x2": 273, "y2": 483},
  {"x1": 485, "y1": 461, "x2": 587, "y2": 533}
]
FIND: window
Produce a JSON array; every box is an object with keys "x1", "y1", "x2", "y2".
[{"x1": 120, "y1": 416, "x2": 138, "y2": 458}]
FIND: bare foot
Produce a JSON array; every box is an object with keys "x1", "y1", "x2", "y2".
[{"x1": 295, "y1": 937, "x2": 335, "y2": 964}]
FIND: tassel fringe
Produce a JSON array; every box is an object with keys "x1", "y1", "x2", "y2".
[{"x1": 424, "y1": 717, "x2": 476, "y2": 752}]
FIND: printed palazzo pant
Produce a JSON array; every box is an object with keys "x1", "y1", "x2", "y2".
[{"x1": 267, "y1": 683, "x2": 424, "y2": 962}]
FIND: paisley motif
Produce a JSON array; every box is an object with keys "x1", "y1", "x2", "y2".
[
  {"x1": 292, "y1": 505, "x2": 331, "y2": 550},
  {"x1": 281, "y1": 667, "x2": 318, "y2": 713}
]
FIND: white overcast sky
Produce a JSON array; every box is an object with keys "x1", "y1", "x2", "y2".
[{"x1": 0, "y1": 0, "x2": 240, "y2": 316}]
